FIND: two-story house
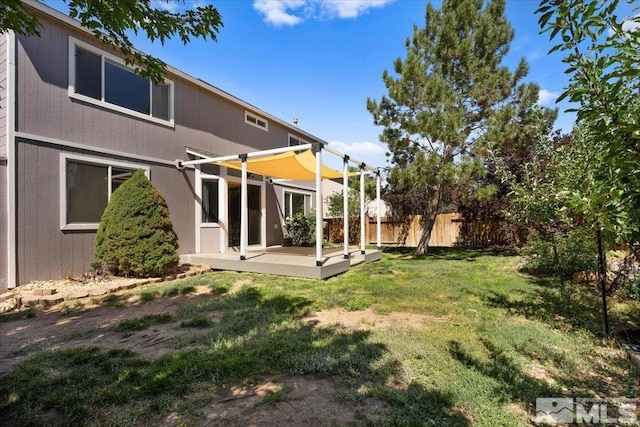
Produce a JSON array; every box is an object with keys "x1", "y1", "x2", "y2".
[{"x1": 0, "y1": 1, "x2": 386, "y2": 290}]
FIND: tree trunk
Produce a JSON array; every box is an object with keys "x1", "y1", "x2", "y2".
[
  {"x1": 596, "y1": 228, "x2": 610, "y2": 336},
  {"x1": 415, "y1": 188, "x2": 442, "y2": 255}
]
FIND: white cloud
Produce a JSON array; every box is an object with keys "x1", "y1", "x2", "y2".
[
  {"x1": 253, "y1": 0, "x2": 305, "y2": 27},
  {"x1": 622, "y1": 15, "x2": 640, "y2": 32},
  {"x1": 538, "y1": 88, "x2": 559, "y2": 106},
  {"x1": 329, "y1": 140, "x2": 385, "y2": 156},
  {"x1": 253, "y1": 0, "x2": 394, "y2": 27},
  {"x1": 320, "y1": 0, "x2": 394, "y2": 19},
  {"x1": 608, "y1": 14, "x2": 640, "y2": 37},
  {"x1": 150, "y1": 0, "x2": 180, "y2": 13}
]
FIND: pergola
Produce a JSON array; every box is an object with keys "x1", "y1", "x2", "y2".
[{"x1": 179, "y1": 142, "x2": 382, "y2": 267}]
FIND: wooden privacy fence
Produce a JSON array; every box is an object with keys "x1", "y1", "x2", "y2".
[
  {"x1": 327, "y1": 213, "x2": 513, "y2": 247},
  {"x1": 366, "y1": 213, "x2": 463, "y2": 247}
]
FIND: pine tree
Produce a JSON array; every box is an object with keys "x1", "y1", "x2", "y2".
[{"x1": 367, "y1": 0, "x2": 540, "y2": 254}]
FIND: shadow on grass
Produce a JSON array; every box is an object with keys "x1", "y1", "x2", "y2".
[
  {"x1": 449, "y1": 338, "x2": 558, "y2": 407},
  {"x1": 383, "y1": 246, "x2": 515, "y2": 261},
  {"x1": 0, "y1": 286, "x2": 471, "y2": 426},
  {"x1": 483, "y1": 277, "x2": 608, "y2": 336}
]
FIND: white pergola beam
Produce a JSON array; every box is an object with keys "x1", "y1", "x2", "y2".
[
  {"x1": 360, "y1": 166, "x2": 366, "y2": 255},
  {"x1": 343, "y1": 156, "x2": 350, "y2": 259},
  {"x1": 183, "y1": 143, "x2": 314, "y2": 167},
  {"x1": 240, "y1": 156, "x2": 248, "y2": 260},
  {"x1": 315, "y1": 145, "x2": 323, "y2": 266}
]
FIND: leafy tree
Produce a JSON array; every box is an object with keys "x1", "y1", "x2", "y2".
[
  {"x1": 457, "y1": 100, "x2": 557, "y2": 247},
  {"x1": 93, "y1": 170, "x2": 179, "y2": 277},
  {"x1": 367, "y1": 0, "x2": 542, "y2": 255},
  {"x1": 326, "y1": 189, "x2": 368, "y2": 245},
  {"x1": 0, "y1": 0, "x2": 223, "y2": 83},
  {"x1": 537, "y1": 0, "x2": 640, "y2": 334}
]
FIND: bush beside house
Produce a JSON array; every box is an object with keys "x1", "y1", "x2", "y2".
[{"x1": 93, "y1": 170, "x2": 180, "y2": 277}]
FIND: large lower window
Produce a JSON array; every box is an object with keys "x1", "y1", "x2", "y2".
[
  {"x1": 70, "y1": 38, "x2": 173, "y2": 125},
  {"x1": 202, "y1": 180, "x2": 219, "y2": 223},
  {"x1": 61, "y1": 154, "x2": 148, "y2": 230},
  {"x1": 284, "y1": 191, "x2": 310, "y2": 218}
]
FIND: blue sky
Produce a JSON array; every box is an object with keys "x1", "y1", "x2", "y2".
[{"x1": 48, "y1": 0, "x2": 636, "y2": 169}]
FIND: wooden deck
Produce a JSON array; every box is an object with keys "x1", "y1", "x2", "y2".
[{"x1": 181, "y1": 247, "x2": 382, "y2": 280}]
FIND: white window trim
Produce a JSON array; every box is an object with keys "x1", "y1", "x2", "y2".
[
  {"x1": 245, "y1": 111, "x2": 268, "y2": 131},
  {"x1": 283, "y1": 189, "x2": 313, "y2": 220},
  {"x1": 68, "y1": 36, "x2": 175, "y2": 128},
  {"x1": 288, "y1": 133, "x2": 307, "y2": 147},
  {"x1": 200, "y1": 175, "x2": 221, "y2": 226},
  {"x1": 60, "y1": 153, "x2": 150, "y2": 231}
]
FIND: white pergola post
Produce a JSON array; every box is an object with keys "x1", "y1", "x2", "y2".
[
  {"x1": 240, "y1": 154, "x2": 248, "y2": 260},
  {"x1": 376, "y1": 170, "x2": 382, "y2": 250},
  {"x1": 343, "y1": 156, "x2": 350, "y2": 259},
  {"x1": 314, "y1": 144, "x2": 323, "y2": 267},
  {"x1": 360, "y1": 164, "x2": 366, "y2": 255}
]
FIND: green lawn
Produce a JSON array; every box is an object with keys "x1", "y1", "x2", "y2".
[{"x1": 1, "y1": 248, "x2": 638, "y2": 426}]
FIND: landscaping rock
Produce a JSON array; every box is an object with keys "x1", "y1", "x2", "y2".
[
  {"x1": 33, "y1": 289, "x2": 57, "y2": 296},
  {"x1": 88, "y1": 288, "x2": 108, "y2": 297},
  {"x1": 120, "y1": 281, "x2": 139, "y2": 290},
  {"x1": 0, "y1": 291, "x2": 15, "y2": 303},
  {"x1": 39, "y1": 295, "x2": 64, "y2": 307},
  {"x1": 67, "y1": 291, "x2": 89, "y2": 300},
  {"x1": 21, "y1": 295, "x2": 41, "y2": 307},
  {"x1": 105, "y1": 284, "x2": 124, "y2": 293}
]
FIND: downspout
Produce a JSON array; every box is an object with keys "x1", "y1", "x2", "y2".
[{"x1": 6, "y1": 31, "x2": 16, "y2": 288}]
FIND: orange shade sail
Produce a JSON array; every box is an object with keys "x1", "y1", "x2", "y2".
[{"x1": 219, "y1": 149, "x2": 349, "y2": 180}]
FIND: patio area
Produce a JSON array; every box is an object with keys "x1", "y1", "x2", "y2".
[{"x1": 181, "y1": 246, "x2": 382, "y2": 280}]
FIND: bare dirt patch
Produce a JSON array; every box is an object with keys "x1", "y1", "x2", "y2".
[
  {"x1": 198, "y1": 376, "x2": 389, "y2": 427},
  {"x1": 0, "y1": 292, "x2": 217, "y2": 375},
  {"x1": 303, "y1": 308, "x2": 448, "y2": 330},
  {"x1": 1, "y1": 280, "x2": 397, "y2": 425}
]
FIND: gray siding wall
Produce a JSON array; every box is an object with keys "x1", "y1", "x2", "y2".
[
  {"x1": 13, "y1": 12, "x2": 321, "y2": 284},
  {"x1": 0, "y1": 161, "x2": 7, "y2": 290},
  {"x1": 0, "y1": 32, "x2": 7, "y2": 157},
  {"x1": 16, "y1": 14, "x2": 307, "y2": 161},
  {"x1": 16, "y1": 139, "x2": 195, "y2": 284}
]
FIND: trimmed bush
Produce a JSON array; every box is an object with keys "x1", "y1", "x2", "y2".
[
  {"x1": 92, "y1": 170, "x2": 179, "y2": 277},
  {"x1": 284, "y1": 210, "x2": 316, "y2": 247}
]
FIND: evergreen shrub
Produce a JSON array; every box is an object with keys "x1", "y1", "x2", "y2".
[{"x1": 92, "y1": 170, "x2": 179, "y2": 277}]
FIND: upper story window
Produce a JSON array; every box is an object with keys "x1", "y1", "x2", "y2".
[
  {"x1": 289, "y1": 134, "x2": 307, "y2": 146},
  {"x1": 69, "y1": 37, "x2": 173, "y2": 126},
  {"x1": 245, "y1": 111, "x2": 268, "y2": 131}
]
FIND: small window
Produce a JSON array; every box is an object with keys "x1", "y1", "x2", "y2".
[
  {"x1": 61, "y1": 154, "x2": 148, "y2": 230},
  {"x1": 289, "y1": 135, "x2": 307, "y2": 147},
  {"x1": 202, "y1": 180, "x2": 219, "y2": 223},
  {"x1": 245, "y1": 111, "x2": 268, "y2": 131},
  {"x1": 284, "y1": 191, "x2": 310, "y2": 218}
]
